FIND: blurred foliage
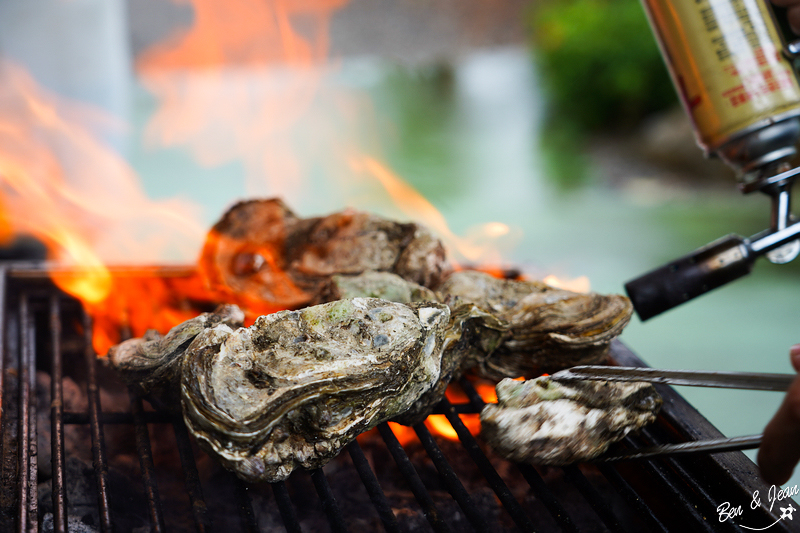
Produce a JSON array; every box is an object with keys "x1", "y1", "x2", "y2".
[
  {"x1": 538, "y1": 119, "x2": 592, "y2": 190},
  {"x1": 527, "y1": 0, "x2": 677, "y2": 131},
  {"x1": 370, "y1": 63, "x2": 460, "y2": 203}
]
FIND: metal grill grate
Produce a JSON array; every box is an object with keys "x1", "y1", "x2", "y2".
[{"x1": 0, "y1": 263, "x2": 794, "y2": 532}]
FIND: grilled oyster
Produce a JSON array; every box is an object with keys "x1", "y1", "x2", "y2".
[
  {"x1": 316, "y1": 270, "x2": 438, "y2": 305},
  {"x1": 199, "y1": 199, "x2": 450, "y2": 312},
  {"x1": 310, "y1": 270, "x2": 507, "y2": 424},
  {"x1": 108, "y1": 305, "x2": 245, "y2": 407},
  {"x1": 181, "y1": 298, "x2": 450, "y2": 482},
  {"x1": 480, "y1": 376, "x2": 661, "y2": 465},
  {"x1": 438, "y1": 270, "x2": 633, "y2": 378}
]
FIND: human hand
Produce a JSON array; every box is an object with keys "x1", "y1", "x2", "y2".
[
  {"x1": 757, "y1": 344, "x2": 800, "y2": 485},
  {"x1": 773, "y1": 0, "x2": 800, "y2": 35}
]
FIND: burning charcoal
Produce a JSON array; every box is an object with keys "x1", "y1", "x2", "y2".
[
  {"x1": 40, "y1": 514, "x2": 99, "y2": 533},
  {"x1": 180, "y1": 298, "x2": 450, "y2": 482},
  {"x1": 198, "y1": 199, "x2": 450, "y2": 312},
  {"x1": 480, "y1": 376, "x2": 661, "y2": 465},
  {"x1": 438, "y1": 270, "x2": 633, "y2": 378},
  {"x1": 108, "y1": 304, "x2": 244, "y2": 406}
]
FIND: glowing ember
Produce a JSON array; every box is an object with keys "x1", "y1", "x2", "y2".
[{"x1": 425, "y1": 415, "x2": 461, "y2": 440}]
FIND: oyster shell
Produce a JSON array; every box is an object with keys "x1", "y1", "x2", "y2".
[
  {"x1": 480, "y1": 376, "x2": 661, "y2": 465},
  {"x1": 316, "y1": 270, "x2": 438, "y2": 305},
  {"x1": 180, "y1": 298, "x2": 450, "y2": 482},
  {"x1": 310, "y1": 271, "x2": 506, "y2": 424},
  {"x1": 438, "y1": 270, "x2": 633, "y2": 378},
  {"x1": 199, "y1": 199, "x2": 450, "y2": 312},
  {"x1": 108, "y1": 304, "x2": 245, "y2": 407}
]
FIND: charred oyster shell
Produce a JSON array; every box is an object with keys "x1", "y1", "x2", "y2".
[
  {"x1": 480, "y1": 376, "x2": 661, "y2": 465},
  {"x1": 199, "y1": 199, "x2": 450, "y2": 312},
  {"x1": 181, "y1": 298, "x2": 450, "y2": 482},
  {"x1": 438, "y1": 270, "x2": 633, "y2": 377}
]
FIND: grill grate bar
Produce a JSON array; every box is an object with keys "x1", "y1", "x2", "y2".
[
  {"x1": 621, "y1": 438, "x2": 718, "y2": 532},
  {"x1": 0, "y1": 267, "x2": 5, "y2": 483},
  {"x1": 412, "y1": 421, "x2": 491, "y2": 533},
  {"x1": 129, "y1": 393, "x2": 166, "y2": 532},
  {"x1": 515, "y1": 464, "x2": 579, "y2": 532},
  {"x1": 310, "y1": 468, "x2": 349, "y2": 533},
  {"x1": 561, "y1": 464, "x2": 624, "y2": 532},
  {"x1": 18, "y1": 293, "x2": 37, "y2": 533},
  {"x1": 231, "y1": 474, "x2": 259, "y2": 533},
  {"x1": 272, "y1": 480, "x2": 303, "y2": 533},
  {"x1": 345, "y1": 440, "x2": 402, "y2": 533},
  {"x1": 0, "y1": 267, "x2": 16, "y2": 533},
  {"x1": 49, "y1": 296, "x2": 67, "y2": 533},
  {"x1": 440, "y1": 398, "x2": 538, "y2": 533},
  {"x1": 456, "y1": 377, "x2": 579, "y2": 530},
  {"x1": 63, "y1": 411, "x2": 172, "y2": 425},
  {"x1": 83, "y1": 311, "x2": 113, "y2": 532},
  {"x1": 594, "y1": 463, "x2": 669, "y2": 532},
  {"x1": 378, "y1": 422, "x2": 451, "y2": 533},
  {"x1": 171, "y1": 415, "x2": 212, "y2": 532},
  {"x1": 16, "y1": 293, "x2": 28, "y2": 533},
  {"x1": 659, "y1": 453, "x2": 743, "y2": 533}
]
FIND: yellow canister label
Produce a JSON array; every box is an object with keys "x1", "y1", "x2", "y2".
[{"x1": 641, "y1": 0, "x2": 800, "y2": 152}]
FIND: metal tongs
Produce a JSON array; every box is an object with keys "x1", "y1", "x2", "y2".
[{"x1": 550, "y1": 365, "x2": 796, "y2": 461}]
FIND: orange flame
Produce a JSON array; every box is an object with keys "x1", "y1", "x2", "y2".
[
  {"x1": 0, "y1": 60, "x2": 204, "y2": 331},
  {"x1": 136, "y1": 0, "x2": 350, "y2": 201},
  {"x1": 543, "y1": 274, "x2": 591, "y2": 293},
  {"x1": 350, "y1": 155, "x2": 522, "y2": 266},
  {"x1": 0, "y1": 0, "x2": 587, "y2": 364}
]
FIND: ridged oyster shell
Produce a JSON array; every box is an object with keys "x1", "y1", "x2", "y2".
[
  {"x1": 480, "y1": 376, "x2": 661, "y2": 465},
  {"x1": 108, "y1": 305, "x2": 245, "y2": 407},
  {"x1": 438, "y1": 270, "x2": 633, "y2": 378},
  {"x1": 314, "y1": 269, "x2": 633, "y2": 384},
  {"x1": 180, "y1": 298, "x2": 450, "y2": 482},
  {"x1": 312, "y1": 271, "x2": 506, "y2": 424},
  {"x1": 199, "y1": 199, "x2": 450, "y2": 311}
]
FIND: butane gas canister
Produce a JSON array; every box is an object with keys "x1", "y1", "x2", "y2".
[{"x1": 640, "y1": 0, "x2": 800, "y2": 178}]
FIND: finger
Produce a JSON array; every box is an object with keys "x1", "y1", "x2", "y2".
[
  {"x1": 790, "y1": 344, "x2": 800, "y2": 373},
  {"x1": 789, "y1": 6, "x2": 800, "y2": 35},
  {"x1": 758, "y1": 374, "x2": 800, "y2": 485}
]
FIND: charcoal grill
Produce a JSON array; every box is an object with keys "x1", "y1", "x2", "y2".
[{"x1": 0, "y1": 262, "x2": 795, "y2": 532}]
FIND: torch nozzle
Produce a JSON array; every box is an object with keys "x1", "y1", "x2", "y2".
[{"x1": 624, "y1": 221, "x2": 800, "y2": 321}]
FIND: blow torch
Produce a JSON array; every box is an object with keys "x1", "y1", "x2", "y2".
[{"x1": 624, "y1": 0, "x2": 800, "y2": 320}]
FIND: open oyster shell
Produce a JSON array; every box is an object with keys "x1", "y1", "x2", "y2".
[
  {"x1": 180, "y1": 298, "x2": 450, "y2": 482},
  {"x1": 480, "y1": 376, "x2": 661, "y2": 465},
  {"x1": 438, "y1": 270, "x2": 633, "y2": 378},
  {"x1": 199, "y1": 199, "x2": 450, "y2": 312}
]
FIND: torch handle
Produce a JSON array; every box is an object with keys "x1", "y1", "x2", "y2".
[{"x1": 624, "y1": 235, "x2": 754, "y2": 321}]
